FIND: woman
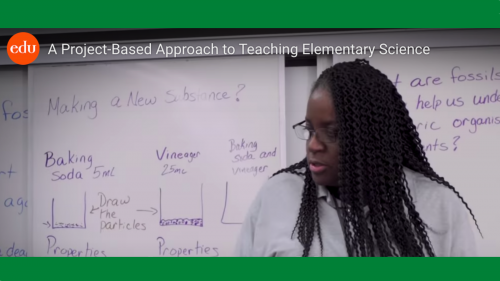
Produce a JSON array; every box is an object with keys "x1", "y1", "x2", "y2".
[{"x1": 234, "y1": 59, "x2": 479, "y2": 257}]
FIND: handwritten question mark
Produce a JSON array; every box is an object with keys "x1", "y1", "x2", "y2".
[
  {"x1": 235, "y1": 84, "x2": 246, "y2": 102},
  {"x1": 453, "y1": 136, "x2": 460, "y2": 151}
]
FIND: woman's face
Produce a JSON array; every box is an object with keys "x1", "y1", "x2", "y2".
[{"x1": 305, "y1": 88, "x2": 340, "y2": 187}]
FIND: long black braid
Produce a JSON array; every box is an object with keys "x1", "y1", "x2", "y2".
[{"x1": 272, "y1": 59, "x2": 480, "y2": 257}]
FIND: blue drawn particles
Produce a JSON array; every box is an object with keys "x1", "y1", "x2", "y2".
[
  {"x1": 54, "y1": 222, "x2": 85, "y2": 228},
  {"x1": 160, "y1": 218, "x2": 203, "y2": 227}
]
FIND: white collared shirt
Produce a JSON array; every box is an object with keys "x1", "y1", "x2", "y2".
[{"x1": 233, "y1": 167, "x2": 477, "y2": 257}]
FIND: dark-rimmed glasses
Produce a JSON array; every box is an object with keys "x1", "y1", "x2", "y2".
[{"x1": 292, "y1": 120, "x2": 339, "y2": 144}]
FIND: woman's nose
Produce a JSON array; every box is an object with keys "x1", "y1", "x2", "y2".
[{"x1": 307, "y1": 133, "x2": 325, "y2": 152}]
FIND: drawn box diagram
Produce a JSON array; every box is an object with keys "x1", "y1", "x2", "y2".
[
  {"x1": 48, "y1": 192, "x2": 87, "y2": 229},
  {"x1": 221, "y1": 182, "x2": 245, "y2": 225},
  {"x1": 159, "y1": 184, "x2": 204, "y2": 227}
]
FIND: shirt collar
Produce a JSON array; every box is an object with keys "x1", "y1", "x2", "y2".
[
  {"x1": 317, "y1": 185, "x2": 329, "y2": 199},
  {"x1": 318, "y1": 185, "x2": 372, "y2": 214},
  {"x1": 316, "y1": 167, "x2": 417, "y2": 205},
  {"x1": 317, "y1": 185, "x2": 339, "y2": 209}
]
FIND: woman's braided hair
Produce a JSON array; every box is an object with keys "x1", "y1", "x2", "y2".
[{"x1": 272, "y1": 59, "x2": 480, "y2": 257}]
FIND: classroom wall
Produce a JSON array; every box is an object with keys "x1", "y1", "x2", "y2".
[{"x1": 285, "y1": 66, "x2": 316, "y2": 166}]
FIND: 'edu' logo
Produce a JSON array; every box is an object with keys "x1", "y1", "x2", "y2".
[{"x1": 7, "y1": 32, "x2": 40, "y2": 65}]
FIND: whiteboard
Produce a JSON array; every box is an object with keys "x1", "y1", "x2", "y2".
[
  {"x1": 285, "y1": 66, "x2": 316, "y2": 166},
  {"x1": 29, "y1": 55, "x2": 284, "y2": 257},
  {"x1": 335, "y1": 46, "x2": 500, "y2": 256},
  {"x1": 0, "y1": 66, "x2": 29, "y2": 257}
]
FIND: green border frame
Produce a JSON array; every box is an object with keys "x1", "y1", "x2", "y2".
[
  {"x1": 0, "y1": 257, "x2": 498, "y2": 281},
  {"x1": 1, "y1": 0, "x2": 500, "y2": 27}
]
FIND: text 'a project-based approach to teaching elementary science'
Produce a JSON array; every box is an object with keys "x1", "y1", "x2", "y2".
[{"x1": 45, "y1": 42, "x2": 433, "y2": 59}]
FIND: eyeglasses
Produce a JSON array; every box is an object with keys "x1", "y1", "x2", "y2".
[{"x1": 292, "y1": 120, "x2": 339, "y2": 144}]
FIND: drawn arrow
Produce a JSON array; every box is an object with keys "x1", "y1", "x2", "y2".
[
  {"x1": 137, "y1": 207, "x2": 158, "y2": 215},
  {"x1": 42, "y1": 221, "x2": 51, "y2": 228},
  {"x1": 90, "y1": 205, "x2": 99, "y2": 214}
]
